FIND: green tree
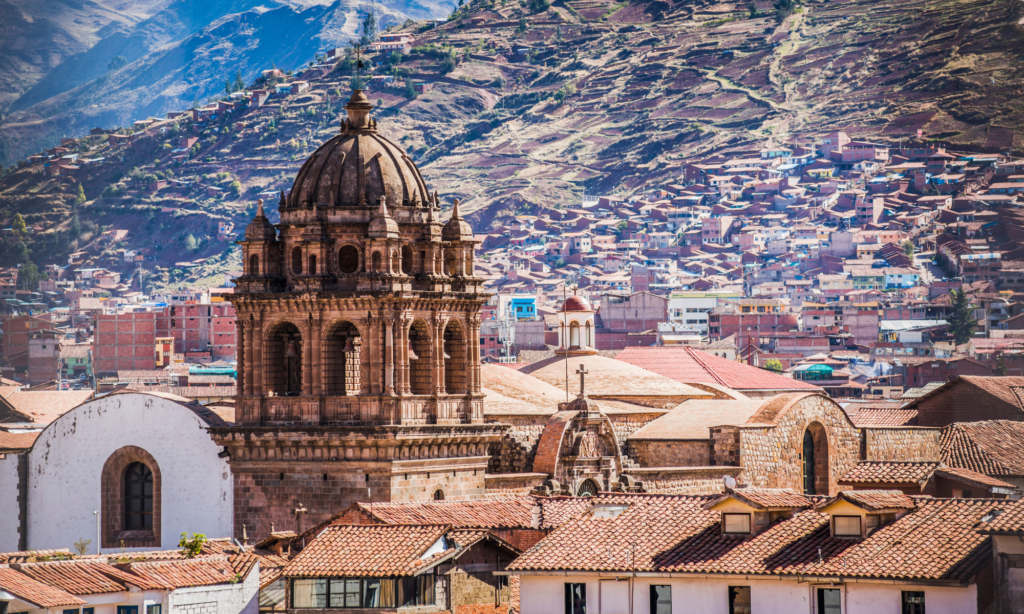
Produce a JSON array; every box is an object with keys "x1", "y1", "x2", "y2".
[
  {"x1": 234, "y1": 70, "x2": 245, "y2": 92},
  {"x1": 12, "y1": 213, "x2": 26, "y2": 235},
  {"x1": 185, "y1": 234, "x2": 199, "y2": 252},
  {"x1": 439, "y1": 49, "x2": 457, "y2": 75},
  {"x1": 763, "y1": 358, "x2": 783, "y2": 373},
  {"x1": 225, "y1": 79, "x2": 232, "y2": 96},
  {"x1": 996, "y1": 352, "x2": 1008, "y2": 376},
  {"x1": 773, "y1": 0, "x2": 796, "y2": 23},
  {"x1": 108, "y1": 55, "x2": 127, "y2": 71},
  {"x1": 529, "y1": 0, "x2": 549, "y2": 12},
  {"x1": 179, "y1": 533, "x2": 207, "y2": 558},
  {"x1": 747, "y1": 1, "x2": 758, "y2": 17},
  {"x1": 70, "y1": 214, "x2": 82, "y2": 238},
  {"x1": 902, "y1": 240, "x2": 914, "y2": 258},
  {"x1": 614, "y1": 220, "x2": 628, "y2": 238},
  {"x1": 229, "y1": 180, "x2": 242, "y2": 196},
  {"x1": 361, "y1": 11, "x2": 378, "y2": 45},
  {"x1": 74, "y1": 183, "x2": 87, "y2": 206},
  {"x1": 405, "y1": 78, "x2": 418, "y2": 99},
  {"x1": 947, "y1": 289, "x2": 978, "y2": 345},
  {"x1": 516, "y1": 15, "x2": 528, "y2": 33}
]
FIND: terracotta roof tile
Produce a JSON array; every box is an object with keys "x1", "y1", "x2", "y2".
[
  {"x1": 284, "y1": 525, "x2": 451, "y2": 577},
  {"x1": 2, "y1": 391, "x2": 94, "y2": 425},
  {"x1": 711, "y1": 488, "x2": 812, "y2": 511},
  {"x1": 0, "y1": 568, "x2": 86, "y2": 608},
  {"x1": 827, "y1": 490, "x2": 916, "y2": 511},
  {"x1": 124, "y1": 554, "x2": 257, "y2": 589},
  {"x1": 354, "y1": 499, "x2": 536, "y2": 529},
  {"x1": 843, "y1": 406, "x2": 919, "y2": 427},
  {"x1": 977, "y1": 498, "x2": 1024, "y2": 534},
  {"x1": 519, "y1": 354, "x2": 712, "y2": 404},
  {"x1": 0, "y1": 430, "x2": 39, "y2": 451},
  {"x1": 14, "y1": 561, "x2": 134, "y2": 595},
  {"x1": 614, "y1": 346, "x2": 819, "y2": 391},
  {"x1": 0, "y1": 549, "x2": 73, "y2": 564},
  {"x1": 934, "y1": 466, "x2": 1021, "y2": 492},
  {"x1": 508, "y1": 493, "x2": 995, "y2": 582},
  {"x1": 840, "y1": 462, "x2": 940, "y2": 486},
  {"x1": 941, "y1": 420, "x2": 1024, "y2": 477}
]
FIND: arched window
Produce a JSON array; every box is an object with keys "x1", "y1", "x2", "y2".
[
  {"x1": 401, "y1": 246, "x2": 414, "y2": 275},
  {"x1": 584, "y1": 321, "x2": 592, "y2": 348},
  {"x1": 577, "y1": 479, "x2": 599, "y2": 497},
  {"x1": 569, "y1": 321, "x2": 581, "y2": 348},
  {"x1": 433, "y1": 489, "x2": 445, "y2": 501},
  {"x1": 338, "y1": 245, "x2": 359, "y2": 274},
  {"x1": 802, "y1": 430, "x2": 815, "y2": 495},
  {"x1": 124, "y1": 462, "x2": 154, "y2": 530},
  {"x1": 372, "y1": 252, "x2": 382, "y2": 273},
  {"x1": 249, "y1": 254, "x2": 260, "y2": 276},
  {"x1": 446, "y1": 252, "x2": 458, "y2": 276},
  {"x1": 308, "y1": 254, "x2": 318, "y2": 275},
  {"x1": 292, "y1": 247, "x2": 303, "y2": 275}
]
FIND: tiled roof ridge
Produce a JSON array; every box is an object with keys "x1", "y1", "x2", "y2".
[
  {"x1": 941, "y1": 422, "x2": 1011, "y2": 476},
  {"x1": 680, "y1": 346, "x2": 729, "y2": 387}
]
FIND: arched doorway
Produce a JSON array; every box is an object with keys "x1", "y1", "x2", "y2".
[
  {"x1": 409, "y1": 320, "x2": 433, "y2": 395},
  {"x1": 577, "y1": 479, "x2": 599, "y2": 497},
  {"x1": 266, "y1": 322, "x2": 302, "y2": 396},
  {"x1": 802, "y1": 422, "x2": 829, "y2": 495},
  {"x1": 401, "y1": 245, "x2": 414, "y2": 275},
  {"x1": 323, "y1": 321, "x2": 360, "y2": 396},
  {"x1": 338, "y1": 245, "x2": 359, "y2": 274},
  {"x1": 249, "y1": 254, "x2": 260, "y2": 275},
  {"x1": 443, "y1": 320, "x2": 466, "y2": 394},
  {"x1": 292, "y1": 247, "x2": 303, "y2": 275},
  {"x1": 308, "y1": 254, "x2": 318, "y2": 275},
  {"x1": 433, "y1": 489, "x2": 445, "y2": 500}
]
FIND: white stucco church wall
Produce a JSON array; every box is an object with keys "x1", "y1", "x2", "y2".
[
  {"x1": 0, "y1": 392, "x2": 233, "y2": 553},
  {"x1": 0, "y1": 453, "x2": 20, "y2": 552}
]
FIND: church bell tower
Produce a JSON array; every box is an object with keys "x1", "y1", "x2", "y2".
[{"x1": 210, "y1": 91, "x2": 503, "y2": 541}]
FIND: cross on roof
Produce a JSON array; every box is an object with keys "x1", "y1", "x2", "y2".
[{"x1": 577, "y1": 363, "x2": 589, "y2": 396}]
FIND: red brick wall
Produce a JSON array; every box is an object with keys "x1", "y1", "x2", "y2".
[
  {"x1": 93, "y1": 312, "x2": 164, "y2": 374},
  {"x1": 914, "y1": 382, "x2": 1023, "y2": 427}
]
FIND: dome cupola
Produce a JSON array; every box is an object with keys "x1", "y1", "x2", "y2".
[
  {"x1": 285, "y1": 90, "x2": 431, "y2": 210},
  {"x1": 368, "y1": 196, "x2": 400, "y2": 239}
]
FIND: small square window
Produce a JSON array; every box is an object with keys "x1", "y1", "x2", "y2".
[
  {"x1": 902, "y1": 591, "x2": 925, "y2": 614},
  {"x1": 649, "y1": 586, "x2": 670, "y2": 614},
  {"x1": 834, "y1": 516, "x2": 861, "y2": 537},
  {"x1": 723, "y1": 513, "x2": 751, "y2": 534},
  {"x1": 147, "y1": 606, "x2": 162, "y2": 614}
]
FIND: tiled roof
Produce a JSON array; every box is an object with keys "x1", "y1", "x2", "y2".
[
  {"x1": 614, "y1": 346, "x2": 820, "y2": 391},
  {"x1": 354, "y1": 498, "x2": 536, "y2": 528},
  {"x1": 0, "y1": 568, "x2": 86, "y2": 607},
  {"x1": 843, "y1": 405, "x2": 919, "y2": 427},
  {"x1": 2, "y1": 391, "x2": 94, "y2": 424},
  {"x1": 0, "y1": 429, "x2": 39, "y2": 451},
  {"x1": 934, "y1": 466, "x2": 1021, "y2": 492},
  {"x1": 827, "y1": 490, "x2": 916, "y2": 511},
  {"x1": 14, "y1": 561, "x2": 135, "y2": 595},
  {"x1": 519, "y1": 354, "x2": 713, "y2": 401},
  {"x1": 904, "y1": 376, "x2": 1024, "y2": 410},
  {"x1": 124, "y1": 553, "x2": 257, "y2": 589},
  {"x1": 977, "y1": 498, "x2": 1024, "y2": 534},
  {"x1": 710, "y1": 488, "x2": 812, "y2": 511},
  {"x1": 507, "y1": 493, "x2": 995, "y2": 582},
  {"x1": 628, "y1": 400, "x2": 765, "y2": 440},
  {"x1": 839, "y1": 461, "x2": 940, "y2": 485},
  {"x1": 283, "y1": 525, "x2": 450, "y2": 577},
  {"x1": 941, "y1": 420, "x2": 1024, "y2": 477}
]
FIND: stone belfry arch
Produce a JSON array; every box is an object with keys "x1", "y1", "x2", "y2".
[{"x1": 212, "y1": 91, "x2": 501, "y2": 541}]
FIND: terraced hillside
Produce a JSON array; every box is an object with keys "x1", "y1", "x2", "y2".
[{"x1": 2, "y1": 0, "x2": 1024, "y2": 290}]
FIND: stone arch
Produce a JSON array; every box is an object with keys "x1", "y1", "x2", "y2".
[
  {"x1": 265, "y1": 320, "x2": 303, "y2": 396},
  {"x1": 445, "y1": 250, "x2": 458, "y2": 276},
  {"x1": 292, "y1": 247, "x2": 303, "y2": 275},
  {"x1": 584, "y1": 320, "x2": 592, "y2": 348},
  {"x1": 390, "y1": 250, "x2": 399, "y2": 274},
  {"x1": 308, "y1": 253, "x2": 318, "y2": 275},
  {"x1": 433, "y1": 488, "x2": 445, "y2": 500},
  {"x1": 401, "y1": 245, "x2": 414, "y2": 275},
  {"x1": 101, "y1": 445, "x2": 162, "y2": 548},
  {"x1": 443, "y1": 319, "x2": 467, "y2": 394},
  {"x1": 249, "y1": 253, "x2": 260, "y2": 276},
  {"x1": 803, "y1": 421, "x2": 829, "y2": 495},
  {"x1": 577, "y1": 478, "x2": 599, "y2": 497},
  {"x1": 569, "y1": 321, "x2": 581, "y2": 349},
  {"x1": 323, "y1": 320, "x2": 361, "y2": 396},
  {"x1": 338, "y1": 244, "x2": 360, "y2": 275},
  {"x1": 372, "y1": 251, "x2": 382, "y2": 273},
  {"x1": 409, "y1": 319, "x2": 433, "y2": 395}
]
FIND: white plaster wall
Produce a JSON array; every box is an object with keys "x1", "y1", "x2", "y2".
[
  {"x1": 167, "y1": 561, "x2": 259, "y2": 614},
  {"x1": 24, "y1": 393, "x2": 232, "y2": 552},
  {"x1": 519, "y1": 575, "x2": 977, "y2": 614},
  {"x1": 0, "y1": 452, "x2": 22, "y2": 552}
]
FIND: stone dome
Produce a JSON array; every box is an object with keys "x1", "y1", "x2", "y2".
[
  {"x1": 442, "y1": 198, "x2": 474, "y2": 242},
  {"x1": 286, "y1": 90, "x2": 432, "y2": 210},
  {"x1": 561, "y1": 295, "x2": 592, "y2": 312},
  {"x1": 565, "y1": 394, "x2": 601, "y2": 415},
  {"x1": 245, "y1": 198, "x2": 277, "y2": 241}
]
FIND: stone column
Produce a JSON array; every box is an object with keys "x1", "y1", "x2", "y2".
[
  {"x1": 243, "y1": 319, "x2": 254, "y2": 396},
  {"x1": 397, "y1": 318, "x2": 410, "y2": 395},
  {"x1": 434, "y1": 319, "x2": 446, "y2": 396},
  {"x1": 301, "y1": 320, "x2": 313, "y2": 396},
  {"x1": 469, "y1": 315, "x2": 482, "y2": 393},
  {"x1": 311, "y1": 317, "x2": 323, "y2": 396},
  {"x1": 385, "y1": 317, "x2": 395, "y2": 396},
  {"x1": 253, "y1": 316, "x2": 264, "y2": 395}
]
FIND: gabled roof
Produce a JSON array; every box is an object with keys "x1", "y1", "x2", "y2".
[
  {"x1": 614, "y1": 346, "x2": 819, "y2": 392},
  {"x1": 708, "y1": 488, "x2": 812, "y2": 511},
  {"x1": 821, "y1": 490, "x2": 916, "y2": 512},
  {"x1": 507, "y1": 493, "x2": 993, "y2": 583},
  {"x1": 122, "y1": 553, "x2": 258, "y2": 589},
  {"x1": 284, "y1": 525, "x2": 450, "y2": 578},
  {"x1": 0, "y1": 568, "x2": 86, "y2": 608},
  {"x1": 0, "y1": 390, "x2": 95, "y2": 425},
  {"x1": 14, "y1": 561, "x2": 143, "y2": 595},
  {"x1": 903, "y1": 376, "x2": 1024, "y2": 411},
  {"x1": 839, "y1": 461, "x2": 940, "y2": 486},
  {"x1": 941, "y1": 420, "x2": 1024, "y2": 477},
  {"x1": 519, "y1": 354, "x2": 712, "y2": 402}
]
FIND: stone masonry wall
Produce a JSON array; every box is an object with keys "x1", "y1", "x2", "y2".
[
  {"x1": 733, "y1": 394, "x2": 861, "y2": 496},
  {"x1": 863, "y1": 427, "x2": 941, "y2": 462},
  {"x1": 626, "y1": 440, "x2": 711, "y2": 467},
  {"x1": 607, "y1": 413, "x2": 663, "y2": 457}
]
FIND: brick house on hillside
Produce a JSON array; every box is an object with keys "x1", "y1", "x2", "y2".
[{"x1": 902, "y1": 376, "x2": 1024, "y2": 426}]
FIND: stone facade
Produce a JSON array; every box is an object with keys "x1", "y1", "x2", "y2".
[
  {"x1": 862, "y1": 426, "x2": 941, "y2": 461},
  {"x1": 627, "y1": 440, "x2": 711, "y2": 467}
]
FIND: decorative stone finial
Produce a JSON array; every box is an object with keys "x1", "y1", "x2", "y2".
[
  {"x1": 343, "y1": 89, "x2": 375, "y2": 132},
  {"x1": 452, "y1": 198, "x2": 462, "y2": 219},
  {"x1": 256, "y1": 199, "x2": 265, "y2": 217}
]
